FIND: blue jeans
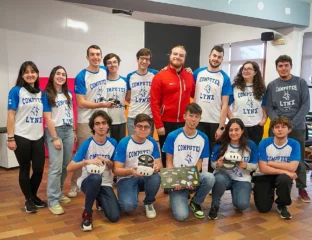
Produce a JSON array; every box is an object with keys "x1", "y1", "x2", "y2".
[
  {"x1": 81, "y1": 174, "x2": 120, "y2": 222},
  {"x1": 169, "y1": 172, "x2": 215, "y2": 221},
  {"x1": 211, "y1": 171, "x2": 252, "y2": 211},
  {"x1": 127, "y1": 117, "x2": 154, "y2": 137},
  {"x1": 45, "y1": 125, "x2": 74, "y2": 207},
  {"x1": 116, "y1": 173, "x2": 161, "y2": 212}
]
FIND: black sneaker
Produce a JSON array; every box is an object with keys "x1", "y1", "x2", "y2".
[
  {"x1": 25, "y1": 199, "x2": 37, "y2": 213},
  {"x1": 189, "y1": 199, "x2": 205, "y2": 219},
  {"x1": 95, "y1": 200, "x2": 103, "y2": 211},
  {"x1": 33, "y1": 196, "x2": 47, "y2": 208},
  {"x1": 81, "y1": 211, "x2": 93, "y2": 231},
  {"x1": 208, "y1": 206, "x2": 219, "y2": 220},
  {"x1": 277, "y1": 205, "x2": 292, "y2": 219}
]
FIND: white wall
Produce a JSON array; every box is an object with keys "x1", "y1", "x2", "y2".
[
  {"x1": 200, "y1": 3, "x2": 312, "y2": 85},
  {"x1": 0, "y1": 0, "x2": 144, "y2": 127}
]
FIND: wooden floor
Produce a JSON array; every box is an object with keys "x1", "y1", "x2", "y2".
[{"x1": 1, "y1": 159, "x2": 312, "y2": 240}]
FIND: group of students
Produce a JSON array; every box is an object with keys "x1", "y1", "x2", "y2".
[{"x1": 6, "y1": 43, "x2": 310, "y2": 232}]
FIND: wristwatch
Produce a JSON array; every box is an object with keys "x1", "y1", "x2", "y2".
[{"x1": 219, "y1": 126, "x2": 225, "y2": 131}]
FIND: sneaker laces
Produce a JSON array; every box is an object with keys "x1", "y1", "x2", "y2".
[{"x1": 147, "y1": 204, "x2": 154, "y2": 211}]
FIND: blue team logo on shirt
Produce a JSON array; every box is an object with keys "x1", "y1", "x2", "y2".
[
  {"x1": 204, "y1": 84, "x2": 212, "y2": 94},
  {"x1": 185, "y1": 151, "x2": 193, "y2": 164},
  {"x1": 64, "y1": 106, "x2": 71, "y2": 118},
  {"x1": 112, "y1": 92, "x2": 119, "y2": 100},
  {"x1": 246, "y1": 96, "x2": 254, "y2": 108},
  {"x1": 140, "y1": 87, "x2": 147, "y2": 97},
  {"x1": 31, "y1": 105, "x2": 40, "y2": 116}
]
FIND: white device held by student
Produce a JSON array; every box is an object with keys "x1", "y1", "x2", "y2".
[
  {"x1": 136, "y1": 154, "x2": 154, "y2": 176},
  {"x1": 223, "y1": 152, "x2": 242, "y2": 170},
  {"x1": 87, "y1": 164, "x2": 106, "y2": 174}
]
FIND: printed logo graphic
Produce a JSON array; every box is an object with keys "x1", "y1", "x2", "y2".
[
  {"x1": 31, "y1": 105, "x2": 40, "y2": 116},
  {"x1": 64, "y1": 106, "x2": 71, "y2": 118},
  {"x1": 185, "y1": 151, "x2": 193, "y2": 164},
  {"x1": 204, "y1": 84, "x2": 212, "y2": 94},
  {"x1": 246, "y1": 96, "x2": 254, "y2": 108},
  {"x1": 97, "y1": 86, "x2": 104, "y2": 99},
  {"x1": 112, "y1": 92, "x2": 119, "y2": 100},
  {"x1": 140, "y1": 87, "x2": 147, "y2": 97},
  {"x1": 283, "y1": 90, "x2": 290, "y2": 101}
]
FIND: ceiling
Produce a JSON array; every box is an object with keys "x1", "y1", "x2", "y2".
[{"x1": 74, "y1": 3, "x2": 214, "y2": 27}]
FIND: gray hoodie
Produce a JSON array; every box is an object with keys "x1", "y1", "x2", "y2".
[{"x1": 266, "y1": 75, "x2": 310, "y2": 130}]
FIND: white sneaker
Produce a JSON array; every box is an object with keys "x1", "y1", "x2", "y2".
[
  {"x1": 68, "y1": 186, "x2": 79, "y2": 198},
  {"x1": 60, "y1": 194, "x2": 71, "y2": 203},
  {"x1": 145, "y1": 204, "x2": 156, "y2": 218},
  {"x1": 49, "y1": 204, "x2": 64, "y2": 215}
]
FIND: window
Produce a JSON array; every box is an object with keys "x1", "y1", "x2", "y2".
[
  {"x1": 301, "y1": 32, "x2": 312, "y2": 86},
  {"x1": 220, "y1": 39, "x2": 265, "y2": 82}
]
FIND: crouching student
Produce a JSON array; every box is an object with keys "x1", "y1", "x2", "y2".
[
  {"x1": 113, "y1": 113, "x2": 162, "y2": 219},
  {"x1": 67, "y1": 110, "x2": 120, "y2": 231},
  {"x1": 253, "y1": 116, "x2": 300, "y2": 220},
  {"x1": 162, "y1": 103, "x2": 215, "y2": 221},
  {"x1": 209, "y1": 118, "x2": 258, "y2": 220}
]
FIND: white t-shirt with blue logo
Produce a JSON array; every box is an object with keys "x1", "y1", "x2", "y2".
[
  {"x1": 8, "y1": 86, "x2": 43, "y2": 140},
  {"x1": 254, "y1": 137, "x2": 300, "y2": 176},
  {"x1": 230, "y1": 85, "x2": 266, "y2": 127},
  {"x1": 193, "y1": 68, "x2": 232, "y2": 123},
  {"x1": 162, "y1": 128, "x2": 209, "y2": 168},
  {"x1": 42, "y1": 91, "x2": 74, "y2": 127},
  {"x1": 75, "y1": 66, "x2": 107, "y2": 123},
  {"x1": 210, "y1": 140, "x2": 258, "y2": 182},
  {"x1": 113, "y1": 136, "x2": 160, "y2": 181},
  {"x1": 127, "y1": 69, "x2": 158, "y2": 118},
  {"x1": 106, "y1": 76, "x2": 127, "y2": 125},
  {"x1": 73, "y1": 137, "x2": 117, "y2": 187}
]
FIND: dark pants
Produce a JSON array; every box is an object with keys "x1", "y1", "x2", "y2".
[
  {"x1": 159, "y1": 122, "x2": 184, "y2": 167},
  {"x1": 197, "y1": 122, "x2": 219, "y2": 172},
  {"x1": 81, "y1": 174, "x2": 120, "y2": 222},
  {"x1": 14, "y1": 135, "x2": 45, "y2": 200},
  {"x1": 269, "y1": 128, "x2": 306, "y2": 189},
  {"x1": 110, "y1": 123, "x2": 126, "y2": 143},
  {"x1": 245, "y1": 125, "x2": 264, "y2": 146},
  {"x1": 253, "y1": 174, "x2": 293, "y2": 213}
]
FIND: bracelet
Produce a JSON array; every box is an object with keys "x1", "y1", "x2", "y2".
[
  {"x1": 51, "y1": 136, "x2": 59, "y2": 142},
  {"x1": 7, "y1": 134, "x2": 14, "y2": 138},
  {"x1": 7, "y1": 138, "x2": 15, "y2": 142}
]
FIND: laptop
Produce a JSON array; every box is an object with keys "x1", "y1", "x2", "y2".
[{"x1": 160, "y1": 166, "x2": 200, "y2": 189}]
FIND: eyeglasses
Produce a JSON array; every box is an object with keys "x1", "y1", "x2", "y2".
[
  {"x1": 135, "y1": 124, "x2": 151, "y2": 130},
  {"x1": 242, "y1": 68, "x2": 255, "y2": 72},
  {"x1": 106, "y1": 61, "x2": 118, "y2": 66},
  {"x1": 139, "y1": 57, "x2": 151, "y2": 62}
]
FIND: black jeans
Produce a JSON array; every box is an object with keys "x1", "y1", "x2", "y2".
[
  {"x1": 253, "y1": 174, "x2": 293, "y2": 213},
  {"x1": 159, "y1": 121, "x2": 185, "y2": 167},
  {"x1": 269, "y1": 128, "x2": 307, "y2": 189},
  {"x1": 14, "y1": 135, "x2": 45, "y2": 200},
  {"x1": 245, "y1": 125, "x2": 264, "y2": 146},
  {"x1": 197, "y1": 122, "x2": 219, "y2": 172},
  {"x1": 110, "y1": 123, "x2": 126, "y2": 143}
]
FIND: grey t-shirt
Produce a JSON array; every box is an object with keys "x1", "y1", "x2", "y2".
[{"x1": 266, "y1": 75, "x2": 310, "y2": 130}]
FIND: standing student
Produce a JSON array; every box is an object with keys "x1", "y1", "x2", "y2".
[
  {"x1": 193, "y1": 45, "x2": 232, "y2": 171},
  {"x1": 7, "y1": 61, "x2": 46, "y2": 213},
  {"x1": 163, "y1": 103, "x2": 215, "y2": 221},
  {"x1": 208, "y1": 118, "x2": 258, "y2": 220},
  {"x1": 43, "y1": 66, "x2": 76, "y2": 215},
  {"x1": 69, "y1": 45, "x2": 113, "y2": 198},
  {"x1": 103, "y1": 53, "x2": 127, "y2": 142},
  {"x1": 253, "y1": 117, "x2": 300, "y2": 219},
  {"x1": 228, "y1": 61, "x2": 267, "y2": 145},
  {"x1": 266, "y1": 55, "x2": 310, "y2": 203},
  {"x1": 150, "y1": 45, "x2": 195, "y2": 168},
  {"x1": 67, "y1": 110, "x2": 120, "y2": 231},
  {"x1": 127, "y1": 48, "x2": 157, "y2": 136}
]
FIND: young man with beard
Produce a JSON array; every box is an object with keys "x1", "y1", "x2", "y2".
[
  {"x1": 67, "y1": 110, "x2": 120, "y2": 231},
  {"x1": 162, "y1": 103, "x2": 215, "y2": 221},
  {"x1": 253, "y1": 117, "x2": 300, "y2": 219},
  {"x1": 127, "y1": 48, "x2": 158, "y2": 137},
  {"x1": 266, "y1": 55, "x2": 310, "y2": 203},
  {"x1": 113, "y1": 113, "x2": 162, "y2": 218},
  {"x1": 150, "y1": 45, "x2": 195, "y2": 168},
  {"x1": 193, "y1": 45, "x2": 232, "y2": 172},
  {"x1": 68, "y1": 45, "x2": 113, "y2": 198}
]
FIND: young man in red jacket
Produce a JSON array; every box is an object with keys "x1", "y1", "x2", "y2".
[{"x1": 150, "y1": 45, "x2": 195, "y2": 168}]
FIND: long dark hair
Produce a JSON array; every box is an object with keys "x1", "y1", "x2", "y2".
[
  {"x1": 15, "y1": 61, "x2": 40, "y2": 88},
  {"x1": 233, "y1": 61, "x2": 266, "y2": 101},
  {"x1": 44, "y1": 66, "x2": 72, "y2": 109},
  {"x1": 217, "y1": 118, "x2": 250, "y2": 157}
]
